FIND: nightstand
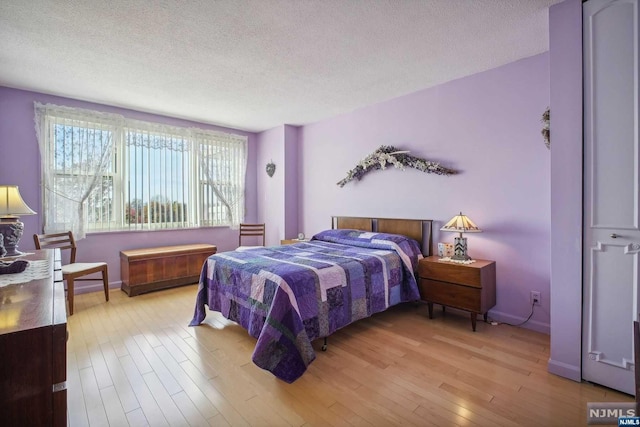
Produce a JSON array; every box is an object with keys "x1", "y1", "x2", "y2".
[
  {"x1": 280, "y1": 239, "x2": 310, "y2": 245},
  {"x1": 418, "y1": 256, "x2": 496, "y2": 331}
]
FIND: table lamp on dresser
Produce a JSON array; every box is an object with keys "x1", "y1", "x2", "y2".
[
  {"x1": 0, "y1": 185, "x2": 36, "y2": 257},
  {"x1": 440, "y1": 212, "x2": 482, "y2": 261}
]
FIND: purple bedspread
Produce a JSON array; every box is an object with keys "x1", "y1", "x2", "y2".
[{"x1": 190, "y1": 229, "x2": 423, "y2": 382}]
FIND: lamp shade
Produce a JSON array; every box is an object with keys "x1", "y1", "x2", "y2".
[
  {"x1": 440, "y1": 212, "x2": 481, "y2": 236},
  {"x1": 0, "y1": 185, "x2": 36, "y2": 218}
]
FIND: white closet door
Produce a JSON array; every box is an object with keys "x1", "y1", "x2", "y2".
[{"x1": 583, "y1": 0, "x2": 640, "y2": 395}]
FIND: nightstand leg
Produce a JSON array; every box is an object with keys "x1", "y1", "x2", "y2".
[
  {"x1": 470, "y1": 313, "x2": 477, "y2": 332},
  {"x1": 427, "y1": 302, "x2": 433, "y2": 319},
  {"x1": 483, "y1": 313, "x2": 488, "y2": 322}
]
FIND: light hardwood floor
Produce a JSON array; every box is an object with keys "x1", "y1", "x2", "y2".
[{"x1": 67, "y1": 285, "x2": 632, "y2": 426}]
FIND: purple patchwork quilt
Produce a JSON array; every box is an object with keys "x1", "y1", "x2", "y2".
[{"x1": 189, "y1": 229, "x2": 423, "y2": 383}]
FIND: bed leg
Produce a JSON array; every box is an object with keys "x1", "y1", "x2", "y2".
[{"x1": 322, "y1": 337, "x2": 328, "y2": 351}]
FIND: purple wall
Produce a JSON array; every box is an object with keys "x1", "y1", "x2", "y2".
[
  {"x1": 0, "y1": 86, "x2": 258, "y2": 293},
  {"x1": 298, "y1": 53, "x2": 552, "y2": 332},
  {"x1": 256, "y1": 126, "x2": 286, "y2": 245},
  {"x1": 283, "y1": 124, "x2": 300, "y2": 240},
  {"x1": 255, "y1": 124, "x2": 300, "y2": 245},
  {"x1": 1, "y1": 46, "x2": 559, "y2": 335},
  {"x1": 548, "y1": 0, "x2": 583, "y2": 381}
]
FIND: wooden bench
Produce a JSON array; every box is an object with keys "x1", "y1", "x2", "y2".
[{"x1": 120, "y1": 244, "x2": 217, "y2": 296}]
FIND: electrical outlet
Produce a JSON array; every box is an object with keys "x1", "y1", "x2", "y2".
[{"x1": 531, "y1": 291, "x2": 541, "y2": 305}]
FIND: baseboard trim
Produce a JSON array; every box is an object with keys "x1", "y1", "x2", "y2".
[
  {"x1": 547, "y1": 358, "x2": 581, "y2": 382},
  {"x1": 488, "y1": 309, "x2": 550, "y2": 335},
  {"x1": 75, "y1": 281, "x2": 121, "y2": 295}
]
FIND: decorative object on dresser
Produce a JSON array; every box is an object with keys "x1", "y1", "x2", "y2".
[
  {"x1": 440, "y1": 212, "x2": 482, "y2": 261},
  {"x1": 0, "y1": 185, "x2": 36, "y2": 257},
  {"x1": 33, "y1": 231, "x2": 109, "y2": 315},
  {"x1": 418, "y1": 255, "x2": 496, "y2": 331},
  {"x1": 0, "y1": 259, "x2": 29, "y2": 274},
  {"x1": 0, "y1": 249, "x2": 67, "y2": 426},
  {"x1": 437, "y1": 242, "x2": 454, "y2": 257},
  {"x1": 120, "y1": 244, "x2": 217, "y2": 296},
  {"x1": 337, "y1": 145, "x2": 457, "y2": 187}
]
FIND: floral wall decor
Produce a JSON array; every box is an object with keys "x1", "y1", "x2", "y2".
[
  {"x1": 541, "y1": 107, "x2": 550, "y2": 149},
  {"x1": 337, "y1": 145, "x2": 457, "y2": 187},
  {"x1": 266, "y1": 160, "x2": 276, "y2": 177}
]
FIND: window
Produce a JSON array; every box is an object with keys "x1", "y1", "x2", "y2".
[{"x1": 35, "y1": 103, "x2": 247, "y2": 238}]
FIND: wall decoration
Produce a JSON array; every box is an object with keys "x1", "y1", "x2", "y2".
[
  {"x1": 337, "y1": 145, "x2": 457, "y2": 187},
  {"x1": 266, "y1": 160, "x2": 276, "y2": 177},
  {"x1": 541, "y1": 107, "x2": 550, "y2": 149}
]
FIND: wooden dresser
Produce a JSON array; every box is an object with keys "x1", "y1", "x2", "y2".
[{"x1": 0, "y1": 249, "x2": 67, "y2": 426}]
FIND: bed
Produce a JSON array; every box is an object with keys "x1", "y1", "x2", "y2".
[{"x1": 190, "y1": 216, "x2": 432, "y2": 382}]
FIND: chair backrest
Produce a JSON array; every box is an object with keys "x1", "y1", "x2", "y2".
[
  {"x1": 239, "y1": 223, "x2": 265, "y2": 247},
  {"x1": 33, "y1": 231, "x2": 77, "y2": 263}
]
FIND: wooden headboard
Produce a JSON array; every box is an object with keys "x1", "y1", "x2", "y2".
[{"x1": 331, "y1": 216, "x2": 433, "y2": 256}]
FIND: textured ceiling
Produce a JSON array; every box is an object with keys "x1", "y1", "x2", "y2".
[{"x1": 0, "y1": 0, "x2": 561, "y2": 132}]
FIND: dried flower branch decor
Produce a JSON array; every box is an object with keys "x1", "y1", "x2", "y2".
[
  {"x1": 337, "y1": 145, "x2": 457, "y2": 187},
  {"x1": 541, "y1": 107, "x2": 550, "y2": 149}
]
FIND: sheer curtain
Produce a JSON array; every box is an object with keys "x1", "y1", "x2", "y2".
[
  {"x1": 34, "y1": 103, "x2": 248, "y2": 235},
  {"x1": 34, "y1": 103, "x2": 121, "y2": 239}
]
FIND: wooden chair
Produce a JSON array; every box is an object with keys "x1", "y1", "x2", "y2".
[
  {"x1": 238, "y1": 223, "x2": 265, "y2": 249},
  {"x1": 33, "y1": 231, "x2": 109, "y2": 315}
]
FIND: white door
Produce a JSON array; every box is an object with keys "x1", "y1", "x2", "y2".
[{"x1": 583, "y1": 0, "x2": 640, "y2": 395}]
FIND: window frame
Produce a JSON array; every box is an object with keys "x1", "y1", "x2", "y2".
[{"x1": 36, "y1": 103, "x2": 247, "y2": 234}]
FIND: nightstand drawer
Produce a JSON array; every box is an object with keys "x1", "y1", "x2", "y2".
[
  {"x1": 419, "y1": 279, "x2": 481, "y2": 312},
  {"x1": 418, "y1": 261, "x2": 482, "y2": 287}
]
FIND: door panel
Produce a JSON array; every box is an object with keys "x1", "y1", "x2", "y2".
[
  {"x1": 583, "y1": 0, "x2": 640, "y2": 395},
  {"x1": 585, "y1": 243, "x2": 636, "y2": 366},
  {"x1": 591, "y1": 1, "x2": 637, "y2": 229}
]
